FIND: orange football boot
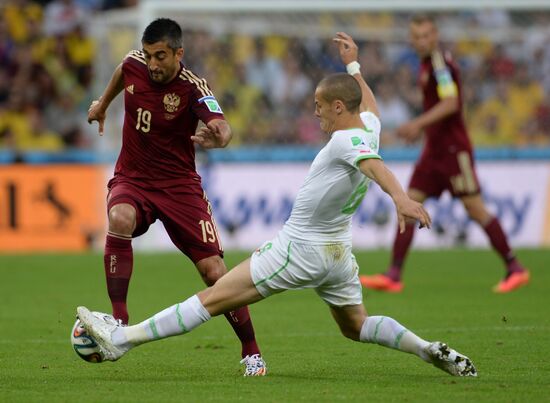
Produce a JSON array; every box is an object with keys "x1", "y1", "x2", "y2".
[
  {"x1": 360, "y1": 274, "x2": 404, "y2": 293},
  {"x1": 493, "y1": 270, "x2": 530, "y2": 293}
]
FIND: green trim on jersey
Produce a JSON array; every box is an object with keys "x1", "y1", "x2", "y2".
[
  {"x1": 354, "y1": 154, "x2": 382, "y2": 168},
  {"x1": 254, "y1": 241, "x2": 292, "y2": 287},
  {"x1": 368, "y1": 136, "x2": 378, "y2": 150},
  {"x1": 341, "y1": 180, "x2": 368, "y2": 214}
]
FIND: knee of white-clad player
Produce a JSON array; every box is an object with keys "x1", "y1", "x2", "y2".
[
  {"x1": 196, "y1": 282, "x2": 241, "y2": 317},
  {"x1": 339, "y1": 324, "x2": 361, "y2": 341},
  {"x1": 334, "y1": 314, "x2": 364, "y2": 341},
  {"x1": 331, "y1": 304, "x2": 367, "y2": 342},
  {"x1": 196, "y1": 287, "x2": 224, "y2": 316}
]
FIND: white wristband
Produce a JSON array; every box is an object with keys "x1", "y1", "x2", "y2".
[{"x1": 346, "y1": 61, "x2": 361, "y2": 76}]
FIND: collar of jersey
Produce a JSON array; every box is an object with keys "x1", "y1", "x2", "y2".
[{"x1": 331, "y1": 127, "x2": 369, "y2": 138}]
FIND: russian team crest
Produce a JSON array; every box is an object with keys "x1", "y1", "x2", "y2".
[{"x1": 163, "y1": 93, "x2": 181, "y2": 113}]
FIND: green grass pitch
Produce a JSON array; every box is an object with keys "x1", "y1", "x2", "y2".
[{"x1": 1, "y1": 249, "x2": 549, "y2": 402}]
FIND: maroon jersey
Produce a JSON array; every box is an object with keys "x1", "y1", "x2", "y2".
[
  {"x1": 114, "y1": 50, "x2": 224, "y2": 187},
  {"x1": 418, "y1": 50, "x2": 472, "y2": 161}
]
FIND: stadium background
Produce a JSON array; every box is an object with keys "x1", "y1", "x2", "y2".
[
  {"x1": 1, "y1": 0, "x2": 550, "y2": 252},
  {"x1": 1, "y1": 2, "x2": 550, "y2": 402}
]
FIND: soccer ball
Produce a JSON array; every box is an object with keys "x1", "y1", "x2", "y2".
[{"x1": 70, "y1": 317, "x2": 103, "y2": 363}]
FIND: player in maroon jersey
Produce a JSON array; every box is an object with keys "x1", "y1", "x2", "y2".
[
  {"x1": 360, "y1": 14, "x2": 529, "y2": 293},
  {"x1": 87, "y1": 18, "x2": 266, "y2": 375}
]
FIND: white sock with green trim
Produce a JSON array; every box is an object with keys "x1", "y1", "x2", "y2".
[
  {"x1": 359, "y1": 316, "x2": 431, "y2": 361},
  {"x1": 112, "y1": 295, "x2": 211, "y2": 348}
]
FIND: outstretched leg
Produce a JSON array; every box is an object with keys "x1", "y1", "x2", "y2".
[{"x1": 329, "y1": 304, "x2": 477, "y2": 377}]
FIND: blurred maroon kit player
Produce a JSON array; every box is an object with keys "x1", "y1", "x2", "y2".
[
  {"x1": 87, "y1": 18, "x2": 264, "y2": 373},
  {"x1": 360, "y1": 14, "x2": 529, "y2": 293}
]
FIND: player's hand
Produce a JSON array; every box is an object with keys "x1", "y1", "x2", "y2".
[
  {"x1": 394, "y1": 196, "x2": 431, "y2": 233},
  {"x1": 87, "y1": 99, "x2": 106, "y2": 136},
  {"x1": 191, "y1": 126, "x2": 218, "y2": 148},
  {"x1": 333, "y1": 32, "x2": 358, "y2": 66},
  {"x1": 191, "y1": 119, "x2": 232, "y2": 149},
  {"x1": 396, "y1": 120, "x2": 422, "y2": 143}
]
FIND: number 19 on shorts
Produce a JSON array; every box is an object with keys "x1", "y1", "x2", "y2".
[{"x1": 199, "y1": 219, "x2": 217, "y2": 243}]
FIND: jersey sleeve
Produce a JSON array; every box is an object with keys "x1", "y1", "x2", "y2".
[
  {"x1": 184, "y1": 70, "x2": 225, "y2": 124},
  {"x1": 122, "y1": 50, "x2": 146, "y2": 68},
  {"x1": 334, "y1": 112, "x2": 382, "y2": 169},
  {"x1": 360, "y1": 111, "x2": 381, "y2": 138},
  {"x1": 431, "y1": 51, "x2": 458, "y2": 99}
]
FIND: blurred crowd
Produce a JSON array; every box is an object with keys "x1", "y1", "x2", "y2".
[
  {"x1": 0, "y1": 0, "x2": 135, "y2": 152},
  {"x1": 185, "y1": 10, "x2": 550, "y2": 147},
  {"x1": 1, "y1": 3, "x2": 549, "y2": 152}
]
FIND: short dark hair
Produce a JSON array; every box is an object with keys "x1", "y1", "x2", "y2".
[
  {"x1": 410, "y1": 13, "x2": 437, "y2": 27},
  {"x1": 318, "y1": 73, "x2": 362, "y2": 113},
  {"x1": 142, "y1": 18, "x2": 183, "y2": 51}
]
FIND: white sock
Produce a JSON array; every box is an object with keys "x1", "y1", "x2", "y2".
[
  {"x1": 359, "y1": 316, "x2": 430, "y2": 361},
  {"x1": 112, "y1": 295, "x2": 211, "y2": 347}
]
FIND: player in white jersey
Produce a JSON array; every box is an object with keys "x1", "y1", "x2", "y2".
[
  {"x1": 284, "y1": 109, "x2": 382, "y2": 245},
  {"x1": 76, "y1": 32, "x2": 477, "y2": 377}
]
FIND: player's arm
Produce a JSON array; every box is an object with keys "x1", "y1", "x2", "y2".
[
  {"x1": 87, "y1": 63, "x2": 125, "y2": 135},
  {"x1": 359, "y1": 158, "x2": 431, "y2": 232},
  {"x1": 398, "y1": 51, "x2": 459, "y2": 141},
  {"x1": 333, "y1": 32, "x2": 379, "y2": 117},
  {"x1": 410, "y1": 97, "x2": 459, "y2": 130},
  {"x1": 191, "y1": 118, "x2": 232, "y2": 149}
]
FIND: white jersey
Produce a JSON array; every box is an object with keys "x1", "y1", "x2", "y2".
[{"x1": 283, "y1": 111, "x2": 382, "y2": 244}]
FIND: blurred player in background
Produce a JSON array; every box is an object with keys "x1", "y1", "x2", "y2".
[
  {"x1": 77, "y1": 32, "x2": 477, "y2": 378},
  {"x1": 87, "y1": 18, "x2": 265, "y2": 375},
  {"x1": 360, "y1": 14, "x2": 529, "y2": 294}
]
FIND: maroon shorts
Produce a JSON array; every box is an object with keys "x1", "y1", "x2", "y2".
[
  {"x1": 409, "y1": 150, "x2": 481, "y2": 198},
  {"x1": 106, "y1": 179, "x2": 223, "y2": 263}
]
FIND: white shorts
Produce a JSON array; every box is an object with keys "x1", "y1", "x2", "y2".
[{"x1": 250, "y1": 230, "x2": 363, "y2": 307}]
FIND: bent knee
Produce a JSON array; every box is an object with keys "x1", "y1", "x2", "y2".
[
  {"x1": 465, "y1": 206, "x2": 491, "y2": 224},
  {"x1": 340, "y1": 327, "x2": 360, "y2": 341},
  {"x1": 337, "y1": 322, "x2": 362, "y2": 341},
  {"x1": 197, "y1": 256, "x2": 228, "y2": 286},
  {"x1": 202, "y1": 268, "x2": 226, "y2": 286},
  {"x1": 108, "y1": 204, "x2": 136, "y2": 234}
]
